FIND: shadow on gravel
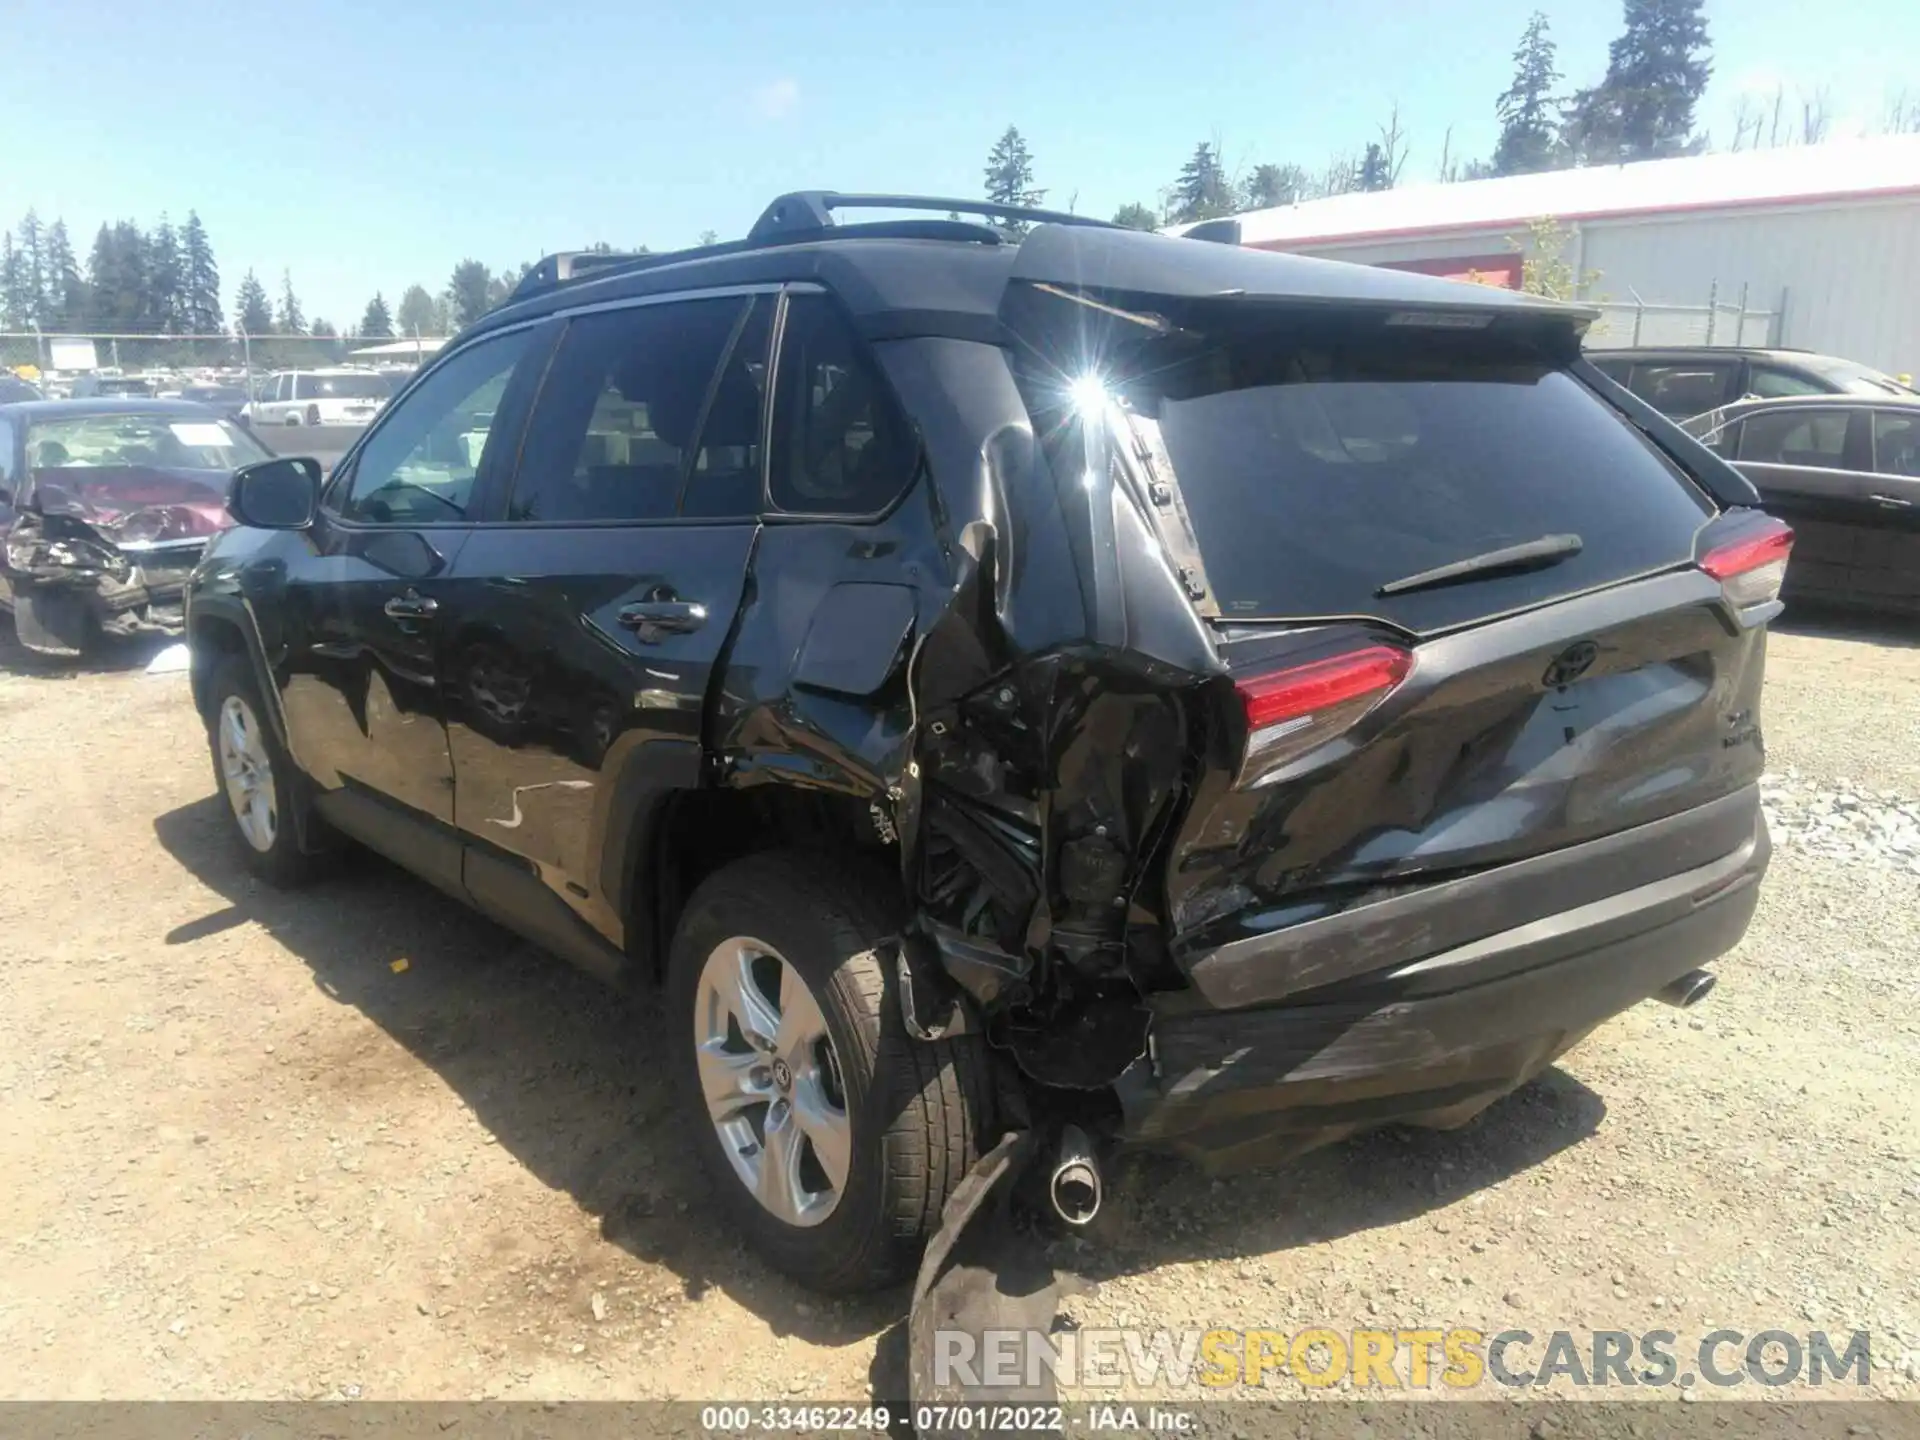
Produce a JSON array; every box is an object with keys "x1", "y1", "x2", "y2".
[
  {"x1": 0, "y1": 616, "x2": 175, "y2": 677},
  {"x1": 153, "y1": 792, "x2": 1604, "y2": 1398},
  {"x1": 1773, "y1": 603, "x2": 1920, "y2": 649}
]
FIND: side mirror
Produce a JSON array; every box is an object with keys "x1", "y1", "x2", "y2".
[{"x1": 229, "y1": 456, "x2": 321, "y2": 530}]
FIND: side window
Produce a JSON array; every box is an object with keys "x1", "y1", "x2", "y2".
[
  {"x1": 336, "y1": 327, "x2": 535, "y2": 524},
  {"x1": 1628, "y1": 362, "x2": 1734, "y2": 418},
  {"x1": 1588, "y1": 357, "x2": 1632, "y2": 387},
  {"x1": 508, "y1": 297, "x2": 747, "y2": 522},
  {"x1": 1747, "y1": 366, "x2": 1828, "y2": 400},
  {"x1": 0, "y1": 418, "x2": 15, "y2": 493},
  {"x1": 682, "y1": 299, "x2": 772, "y2": 520},
  {"x1": 288, "y1": 375, "x2": 305, "y2": 400},
  {"x1": 1873, "y1": 411, "x2": 1920, "y2": 477},
  {"x1": 1737, "y1": 408, "x2": 1851, "y2": 469},
  {"x1": 271, "y1": 375, "x2": 289, "y2": 402},
  {"x1": 770, "y1": 292, "x2": 917, "y2": 515}
]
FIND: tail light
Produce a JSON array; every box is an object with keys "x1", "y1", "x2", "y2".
[
  {"x1": 1235, "y1": 644, "x2": 1412, "y2": 786},
  {"x1": 1701, "y1": 517, "x2": 1793, "y2": 609}
]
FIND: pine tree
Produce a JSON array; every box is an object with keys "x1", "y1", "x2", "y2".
[
  {"x1": 1170, "y1": 142, "x2": 1235, "y2": 223},
  {"x1": 182, "y1": 212, "x2": 222, "y2": 335},
  {"x1": 1494, "y1": 13, "x2": 1563, "y2": 176},
  {"x1": 42, "y1": 221, "x2": 83, "y2": 329},
  {"x1": 395, "y1": 284, "x2": 437, "y2": 337},
  {"x1": 86, "y1": 223, "x2": 149, "y2": 333},
  {"x1": 1562, "y1": 0, "x2": 1712, "y2": 163},
  {"x1": 983, "y1": 126, "x2": 1046, "y2": 235},
  {"x1": 0, "y1": 234, "x2": 27, "y2": 329},
  {"x1": 275, "y1": 269, "x2": 306, "y2": 335},
  {"x1": 360, "y1": 292, "x2": 394, "y2": 338},
  {"x1": 1357, "y1": 144, "x2": 1393, "y2": 192},
  {"x1": 235, "y1": 270, "x2": 273, "y2": 335},
  {"x1": 148, "y1": 216, "x2": 184, "y2": 333},
  {"x1": 17, "y1": 211, "x2": 48, "y2": 325},
  {"x1": 1242, "y1": 163, "x2": 1308, "y2": 210},
  {"x1": 446, "y1": 259, "x2": 493, "y2": 329}
]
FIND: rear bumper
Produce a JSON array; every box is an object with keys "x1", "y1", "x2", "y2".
[{"x1": 1117, "y1": 795, "x2": 1769, "y2": 1170}]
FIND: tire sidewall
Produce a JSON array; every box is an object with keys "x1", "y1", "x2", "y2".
[{"x1": 666, "y1": 864, "x2": 897, "y2": 1289}]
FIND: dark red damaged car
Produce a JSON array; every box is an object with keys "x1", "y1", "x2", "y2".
[{"x1": 0, "y1": 399, "x2": 269, "y2": 657}]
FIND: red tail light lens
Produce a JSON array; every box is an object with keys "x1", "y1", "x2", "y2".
[
  {"x1": 1235, "y1": 645, "x2": 1412, "y2": 786},
  {"x1": 1701, "y1": 518, "x2": 1793, "y2": 609}
]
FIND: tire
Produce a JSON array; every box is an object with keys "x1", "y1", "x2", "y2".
[
  {"x1": 666, "y1": 850, "x2": 993, "y2": 1293},
  {"x1": 202, "y1": 655, "x2": 324, "y2": 885}
]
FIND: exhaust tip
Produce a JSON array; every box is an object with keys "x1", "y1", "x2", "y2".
[
  {"x1": 1048, "y1": 1126, "x2": 1103, "y2": 1226},
  {"x1": 1656, "y1": 969, "x2": 1716, "y2": 1008}
]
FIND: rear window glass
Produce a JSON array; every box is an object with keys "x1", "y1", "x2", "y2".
[{"x1": 1134, "y1": 345, "x2": 1711, "y2": 633}]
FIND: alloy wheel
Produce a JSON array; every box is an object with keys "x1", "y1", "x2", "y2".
[
  {"x1": 217, "y1": 695, "x2": 278, "y2": 853},
  {"x1": 693, "y1": 937, "x2": 851, "y2": 1227}
]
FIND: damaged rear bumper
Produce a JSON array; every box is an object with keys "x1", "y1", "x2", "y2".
[{"x1": 1116, "y1": 792, "x2": 1770, "y2": 1171}]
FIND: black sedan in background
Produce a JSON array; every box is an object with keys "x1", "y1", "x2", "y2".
[
  {"x1": 0, "y1": 399, "x2": 271, "y2": 656},
  {"x1": 1686, "y1": 393, "x2": 1920, "y2": 617},
  {"x1": 1591, "y1": 346, "x2": 1913, "y2": 421}
]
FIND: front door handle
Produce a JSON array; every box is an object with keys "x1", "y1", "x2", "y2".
[
  {"x1": 384, "y1": 591, "x2": 439, "y2": 620},
  {"x1": 1868, "y1": 493, "x2": 1913, "y2": 509},
  {"x1": 618, "y1": 599, "x2": 708, "y2": 640}
]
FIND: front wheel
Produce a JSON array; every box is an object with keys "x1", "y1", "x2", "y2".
[
  {"x1": 203, "y1": 657, "x2": 325, "y2": 885},
  {"x1": 667, "y1": 851, "x2": 993, "y2": 1293}
]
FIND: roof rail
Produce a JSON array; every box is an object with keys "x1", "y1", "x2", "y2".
[
  {"x1": 507, "y1": 191, "x2": 1118, "y2": 307},
  {"x1": 747, "y1": 191, "x2": 1119, "y2": 242}
]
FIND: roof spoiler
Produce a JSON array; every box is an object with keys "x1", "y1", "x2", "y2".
[{"x1": 1182, "y1": 218, "x2": 1243, "y2": 246}]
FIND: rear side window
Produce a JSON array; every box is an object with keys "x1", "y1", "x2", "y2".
[
  {"x1": 769, "y1": 293, "x2": 917, "y2": 516},
  {"x1": 1136, "y1": 342, "x2": 1712, "y2": 633},
  {"x1": 1628, "y1": 362, "x2": 1733, "y2": 418},
  {"x1": 510, "y1": 297, "x2": 759, "y2": 522},
  {"x1": 1872, "y1": 411, "x2": 1920, "y2": 477},
  {"x1": 1747, "y1": 365, "x2": 1828, "y2": 400},
  {"x1": 0, "y1": 417, "x2": 15, "y2": 491},
  {"x1": 1737, "y1": 409, "x2": 1851, "y2": 468}
]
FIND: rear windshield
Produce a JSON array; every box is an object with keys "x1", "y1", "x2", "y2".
[
  {"x1": 1133, "y1": 340, "x2": 1712, "y2": 633},
  {"x1": 309, "y1": 374, "x2": 390, "y2": 399}
]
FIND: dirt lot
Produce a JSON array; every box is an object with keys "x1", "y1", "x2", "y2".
[{"x1": 2, "y1": 619, "x2": 1918, "y2": 1405}]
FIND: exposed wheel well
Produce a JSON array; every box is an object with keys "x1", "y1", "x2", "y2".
[{"x1": 640, "y1": 786, "x2": 900, "y2": 982}]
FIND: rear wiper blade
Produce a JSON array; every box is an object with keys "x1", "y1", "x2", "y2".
[{"x1": 1376, "y1": 533, "x2": 1583, "y2": 597}]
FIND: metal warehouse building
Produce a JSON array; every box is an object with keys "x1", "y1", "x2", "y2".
[{"x1": 1198, "y1": 135, "x2": 1920, "y2": 376}]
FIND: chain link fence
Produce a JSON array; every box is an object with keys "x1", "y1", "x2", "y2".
[
  {"x1": 1582, "y1": 282, "x2": 1787, "y2": 350},
  {"x1": 1, "y1": 330, "x2": 448, "y2": 385}
]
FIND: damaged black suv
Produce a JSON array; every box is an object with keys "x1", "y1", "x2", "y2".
[{"x1": 184, "y1": 193, "x2": 1784, "y2": 1296}]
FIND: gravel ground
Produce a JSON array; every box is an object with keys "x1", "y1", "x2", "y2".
[{"x1": 1, "y1": 616, "x2": 1916, "y2": 1409}]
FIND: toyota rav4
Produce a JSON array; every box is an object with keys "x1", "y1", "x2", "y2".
[{"x1": 184, "y1": 192, "x2": 1784, "y2": 1297}]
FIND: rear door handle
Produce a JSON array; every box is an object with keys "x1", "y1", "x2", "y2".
[
  {"x1": 384, "y1": 591, "x2": 439, "y2": 620},
  {"x1": 1868, "y1": 493, "x2": 1913, "y2": 509},
  {"x1": 618, "y1": 599, "x2": 708, "y2": 639}
]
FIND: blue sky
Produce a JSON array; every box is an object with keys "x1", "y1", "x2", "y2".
[{"x1": 5, "y1": 0, "x2": 1914, "y2": 327}]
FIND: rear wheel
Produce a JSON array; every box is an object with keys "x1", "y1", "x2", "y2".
[
  {"x1": 666, "y1": 851, "x2": 992, "y2": 1293},
  {"x1": 203, "y1": 656, "x2": 324, "y2": 885}
]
